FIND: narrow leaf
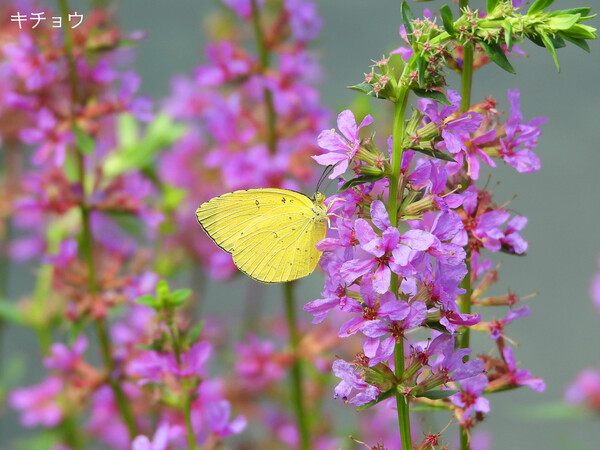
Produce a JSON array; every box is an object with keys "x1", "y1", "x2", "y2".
[
  {"x1": 0, "y1": 300, "x2": 23, "y2": 324},
  {"x1": 540, "y1": 32, "x2": 560, "y2": 71},
  {"x1": 347, "y1": 82, "x2": 388, "y2": 100},
  {"x1": 504, "y1": 21, "x2": 513, "y2": 51},
  {"x1": 401, "y1": 1, "x2": 415, "y2": 44},
  {"x1": 417, "y1": 389, "x2": 459, "y2": 400},
  {"x1": 559, "y1": 32, "x2": 591, "y2": 52},
  {"x1": 424, "y1": 320, "x2": 454, "y2": 334},
  {"x1": 187, "y1": 321, "x2": 204, "y2": 344},
  {"x1": 356, "y1": 388, "x2": 396, "y2": 411},
  {"x1": 416, "y1": 55, "x2": 426, "y2": 87},
  {"x1": 339, "y1": 173, "x2": 385, "y2": 192},
  {"x1": 412, "y1": 88, "x2": 451, "y2": 106},
  {"x1": 409, "y1": 146, "x2": 456, "y2": 163},
  {"x1": 171, "y1": 289, "x2": 192, "y2": 305},
  {"x1": 528, "y1": 0, "x2": 554, "y2": 15},
  {"x1": 440, "y1": 5, "x2": 455, "y2": 36},
  {"x1": 73, "y1": 125, "x2": 95, "y2": 154},
  {"x1": 478, "y1": 40, "x2": 516, "y2": 74},
  {"x1": 550, "y1": 7, "x2": 591, "y2": 17},
  {"x1": 135, "y1": 294, "x2": 158, "y2": 307}
]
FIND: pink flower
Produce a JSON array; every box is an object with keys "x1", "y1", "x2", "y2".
[{"x1": 9, "y1": 377, "x2": 64, "y2": 427}]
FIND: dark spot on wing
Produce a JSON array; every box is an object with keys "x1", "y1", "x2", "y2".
[
  {"x1": 255, "y1": 199, "x2": 260, "y2": 208},
  {"x1": 282, "y1": 197, "x2": 286, "y2": 203}
]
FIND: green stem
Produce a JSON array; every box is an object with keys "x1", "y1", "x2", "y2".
[
  {"x1": 95, "y1": 320, "x2": 137, "y2": 436},
  {"x1": 182, "y1": 397, "x2": 198, "y2": 450},
  {"x1": 250, "y1": 0, "x2": 277, "y2": 155},
  {"x1": 58, "y1": 0, "x2": 136, "y2": 438},
  {"x1": 284, "y1": 282, "x2": 310, "y2": 450},
  {"x1": 388, "y1": 86, "x2": 412, "y2": 450},
  {"x1": 458, "y1": 3, "x2": 473, "y2": 448},
  {"x1": 167, "y1": 322, "x2": 198, "y2": 450},
  {"x1": 460, "y1": 44, "x2": 473, "y2": 113}
]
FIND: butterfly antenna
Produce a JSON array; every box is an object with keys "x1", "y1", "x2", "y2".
[{"x1": 316, "y1": 165, "x2": 334, "y2": 193}]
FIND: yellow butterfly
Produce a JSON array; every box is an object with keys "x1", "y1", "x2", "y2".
[{"x1": 196, "y1": 188, "x2": 328, "y2": 283}]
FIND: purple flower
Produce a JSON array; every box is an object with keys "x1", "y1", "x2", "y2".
[
  {"x1": 222, "y1": 0, "x2": 264, "y2": 19},
  {"x1": 9, "y1": 377, "x2": 64, "y2": 427},
  {"x1": 565, "y1": 369, "x2": 600, "y2": 411},
  {"x1": 44, "y1": 335, "x2": 88, "y2": 373},
  {"x1": 501, "y1": 215, "x2": 528, "y2": 254},
  {"x1": 499, "y1": 89, "x2": 547, "y2": 173},
  {"x1": 419, "y1": 90, "x2": 482, "y2": 156},
  {"x1": 432, "y1": 336, "x2": 484, "y2": 382},
  {"x1": 312, "y1": 109, "x2": 373, "y2": 179},
  {"x1": 205, "y1": 400, "x2": 247, "y2": 438},
  {"x1": 285, "y1": 0, "x2": 323, "y2": 43},
  {"x1": 332, "y1": 359, "x2": 379, "y2": 407},
  {"x1": 132, "y1": 421, "x2": 184, "y2": 450},
  {"x1": 235, "y1": 334, "x2": 286, "y2": 390},
  {"x1": 129, "y1": 341, "x2": 212, "y2": 384},
  {"x1": 488, "y1": 305, "x2": 531, "y2": 340},
  {"x1": 19, "y1": 108, "x2": 73, "y2": 166},
  {"x1": 592, "y1": 255, "x2": 600, "y2": 315},
  {"x1": 341, "y1": 200, "x2": 435, "y2": 293},
  {"x1": 304, "y1": 252, "x2": 352, "y2": 323},
  {"x1": 450, "y1": 374, "x2": 490, "y2": 417},
  {"x1": 195, "y1": 42, "x2": 252, "y2": 86},
  {"x1": 503, "y1": 347, "x2": 545, "y2": 392}
]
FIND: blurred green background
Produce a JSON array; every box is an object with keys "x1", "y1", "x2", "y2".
[{"x1": 3, "y1": 0, "x2": 600, "y2": 448}]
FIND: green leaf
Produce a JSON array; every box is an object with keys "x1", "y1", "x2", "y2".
[
  {"x1": 187, "y1": 321, "x2": 204, "y2": 344},
  {"x1": 424, "y1": 320, "x2": 454, "y2": 334},
  {"x1": 560, "y1": 23, "x2": 598, "y2": 40},
  {"x1": 156, "y1": 280, "x2": 170, "y2": 297},
  {"x1": 339, "y1": 173, "x2": 386, "y2": 192},
  {"x1": 478, "y1": 40, "x2": 516, "y2": 74},
  {"x1": 104, "y1": 114, "x2": 185, "y2": 178},
  {"x1": 0, "y1": 299, "x2": 23, "y2": 324},
  {"x1": 440, "y1": 5, "x2": 455, "y2": 36},
  {"x1": 412, "y1": 88, "x2": 451, "y2": 106},
  {"x1": 401, "y1": 1, "x2": 415, "y2": 44},
  {"x1": 347, "y1": 82, "x2": 387, "y2": 100},
  {"x1": 526, "y1": 34, "x2": 546, "y2": 48},
  {"x1": 550, "y1": 7, "x2": 591, "y2": 17},
  {"x1": 408, "y1": 146, "x2": 456, "y2": 163},
  {"x1": 486, "y1": 0, "x2": 499, "y2": 14},
  {"x1": 417, "y1": 389, "x2": 458, "y2": 400},
  {"x1": 356, "y1": 387, "x2": 396, "y2": 411},
  {"x1": 170, "y1": 289, "x2": 192, "y2": 306},
  {"x1": 73, "y1": 125, "x2": 95, "y2": 154},
  {"x1": 135, "y1": 294, "x2": 158, "y2": 307},
  {"x1": 547, "y1": 14, "x2": 581, "y2": 31},
  {"x1": 504, "y1": 21, "x2": 514, "y2": 51},
  {"x1": 416, "y1": 55, "x2": 425, "y2": 87},
  {"x1": 559, "y1": 32, "x2": 590, "y2": 52},
  {"x1": 528, "y1": 0, "x2": 554, "y2": 15},
  {"x1": 540, "y1": 32, "x2": 560, "y2": 71}
]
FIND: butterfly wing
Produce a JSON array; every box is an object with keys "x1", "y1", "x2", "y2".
[{"x1": 196, "y1": 188, "x2": 327, "y2": 283}]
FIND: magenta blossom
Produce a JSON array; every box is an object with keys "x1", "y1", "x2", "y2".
[
  {"x1": 312, "y1": 109, "x2": 373, "y2": 179},
  {"x1": 332, "y1": 359, "x2": 379, "y2": 407},
  {"x1": 9, "y1": 377, "x2": 64, "y2": 428}
]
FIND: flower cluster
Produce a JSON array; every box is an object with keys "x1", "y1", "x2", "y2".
[{"x1": 307, "y1": 82, "x2": 546, "y2": 445}]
